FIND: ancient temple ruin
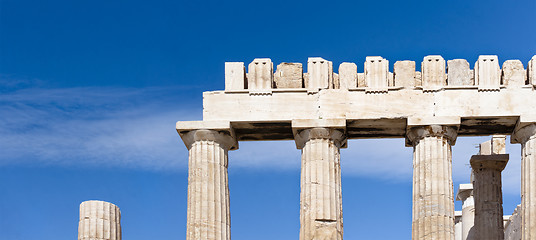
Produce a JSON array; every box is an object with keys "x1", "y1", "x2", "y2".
[{"x1": 176, "y1": 55, "x2": 536, "y2": 240}]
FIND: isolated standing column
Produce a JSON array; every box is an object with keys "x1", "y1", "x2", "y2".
[
  {"x1": 470, "y1": 153, "x2": 509, "y2": 240},
  {"x1": 295, "y1": 126, "x2": 346, "y2": 240},
  {"x1": 78, "y1": 200, "x2": 121, "y2": 240},
  {"x1": 512, "y1": 123, "x2": 536, "y2": 240},
  {"x1": 180, "y1": 128, "x2": 238, "y2": 240},
  {"x1": 406, "y1": 125, "x2": 458, "y2": 240}
]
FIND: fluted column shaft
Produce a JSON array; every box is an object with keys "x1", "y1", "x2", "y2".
[
  {"x1": 512, "y1": 124, "x2": 536, "y2": 240},
  {"x1": 470, "y1": 154, "x2": 508, "y2": 240},
  {"x1": 407, "y1": 125, "x2": 457, "y2": 240},
  {"x1": 522, "y1": 136, "x2": 536, "y2": 240},
  {"x1": 78, "y1": 200, "x2": 121, "y2": 240},
  {"x1": 461, "y1": 196, "x2": 475, "y2": 240},
  {"x1": 454, "y1": 212, "x2": 462, "y2": 240},
  {"x1": 456, "y1": 184, "x2": 475, "y2": 240},
  {"x1": 183, "y1": 129, "x2": 237, "y2": 240},
  {"x1": 296, "y1": 127, "x2": 345, "y2": 240}
]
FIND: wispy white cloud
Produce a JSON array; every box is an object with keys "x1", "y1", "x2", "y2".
[
  {"x1": 0, "y1": 85, "x2": 200, "y2": 170},
  {"x1": 0, "y1": 74, "x2": 45, "y2": 91}
]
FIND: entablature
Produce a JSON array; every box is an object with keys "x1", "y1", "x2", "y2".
[{"x1": 178, "y1": 55, "x2": 536, "y2": 142}]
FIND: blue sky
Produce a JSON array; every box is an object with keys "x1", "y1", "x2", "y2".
[{"x1": 0, "y1": 0, "x2": 535, "y2": 239}]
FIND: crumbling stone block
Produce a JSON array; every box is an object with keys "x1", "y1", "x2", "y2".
[
  {"x1": 394, "y1": 60, "x2": 416, "y2": 87},
  {"x1": 225, "y1": 62, "x2": 246, "y2": 90},
  {"x1": 502, "y1": 60, "x2": 526, "y2": 86},
  {"x1": 339, "y1": 62, "x2": 357, "y2": 89},
  {"x1": 274, "y1": 63, "x2": 303, "y2": 88},
  {"x1": 447, "y1": 59, "x2": 472, "y2": 86}
]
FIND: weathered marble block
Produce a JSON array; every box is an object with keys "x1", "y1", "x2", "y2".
[
  {"x1": 447, "y1": 59, "x2": 472, "y2": 86},
  {"x1": 339, "y1": 62, "x2": 357, "y2": 89},
  {"x1": 415, "y1": 71, "x2": 422, "y2": 86},
  {"x1": 504, "y1": 205, "x2": 521, "y2": 240},
  {"x1": 479, "y1": 135, "x2": 506, "y2": 155},
  {"x1": 470, "y1": 69, "x2": 475, "y2": 84},
  {"x1": 333, "y1": 72, "x2": 340, "y2": 89},
  {"x1": 357, "y1": 72, "x2": 365, "y2": 87},
  {"x1": 502, "y1": 60, "x2": 525, "y2": 86},
  {"x1": 306, "y1": 57, "x2": 333, "y2": 91},
  {"x1": 364, "y1": 56, "x2": 389, "y2": 91},
  {"x1": 422, "y1": 55, "x2": 446, "y2": 88},
  {"x1": 248, "y1": 58, "x2": 273, "y2": 90},
  {"x1": 475, "y1": 55, "x2": 500, "y2": 90},
  {"x1": 529, "y1": 55, "x2": 536, "y2": 86},
  {"x1": 225, "y1": 62, "x2": 246, "y2": 90},
  {"x1": 274, "y1": 63, "x2": 303, "y2": 88},
  {"x1": 394, "y1": 60, "x2": 416, "y2": 87}
]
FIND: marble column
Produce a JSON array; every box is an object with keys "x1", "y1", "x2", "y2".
[
  {"x1": 295, "y1": 127, "x2": 346, "y2": 240},
  {"x1": 78, "y1": 200, "x2": 121, "y2": 240},
  {"x1": 181, "y1": 128, "x2": 237, "y2": 240},
  {"x1": 512, "y1": 123, "x2": 536, "y2": 240},
  {"x1": 456, "y1": 184, "x2": 475, "y2": 240},
  {"x1": 407, "y1": 125, "x2": 458, "y2": 240},
  {"x1": 470, "y1": 153, "x2": 509, "y2": 240}
]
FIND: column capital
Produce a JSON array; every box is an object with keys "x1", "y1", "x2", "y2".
[
  {"x1": 405, "y1": 116, "x2": 460, "y2": 147},
  {"x1": 511, "y1": 115, "x2": 536, "y2": 144},
  {"x1": 176, "y1": 120, "x2": 238, "y2": 150},
  {"x1": 456, "y1": 183, "x2": 474, "y2": 201},
  {"x1": 455, "y1": 211, "x2": 462, "y2": 219},
  {"x1": 470, "y1": 154, "x2": 509, "y2": 171},
  {"x1": 291, "y1": 119, "x2": 346, "y2": 149}
]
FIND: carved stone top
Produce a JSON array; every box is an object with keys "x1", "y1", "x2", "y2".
[
  {"x1": 455, "y1": 183, "x2": 473, "y2": 201},
  {"x1": 405, "y1": 125, "x2": 459, "y2": 147},
  {"x1": 512, "y1": 123, "x2": 536, "y2": 144},
  {"x1": 291, "y1": 119, "x2": 346, "y2": 149},
  {"x1": 294, "y1": 127, "x2": 346, "y2": 149},
  {"x1": 176, "y1": 121, "x2": 238, "y2": 150},
  {"x1": 181, "y1": 129, "x2": 237, "y2": 150},
  {"x1": 470, "y1": 154, "x2": 509, "y2": 171}
]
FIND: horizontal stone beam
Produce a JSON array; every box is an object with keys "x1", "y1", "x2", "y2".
[{"x1": 197, "y1": 87, "x2": 536, "y2": 141}]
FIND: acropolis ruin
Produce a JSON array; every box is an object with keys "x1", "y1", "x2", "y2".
[{"x1": 174, "y1": 55, "x2": 536, "y2": 240}]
